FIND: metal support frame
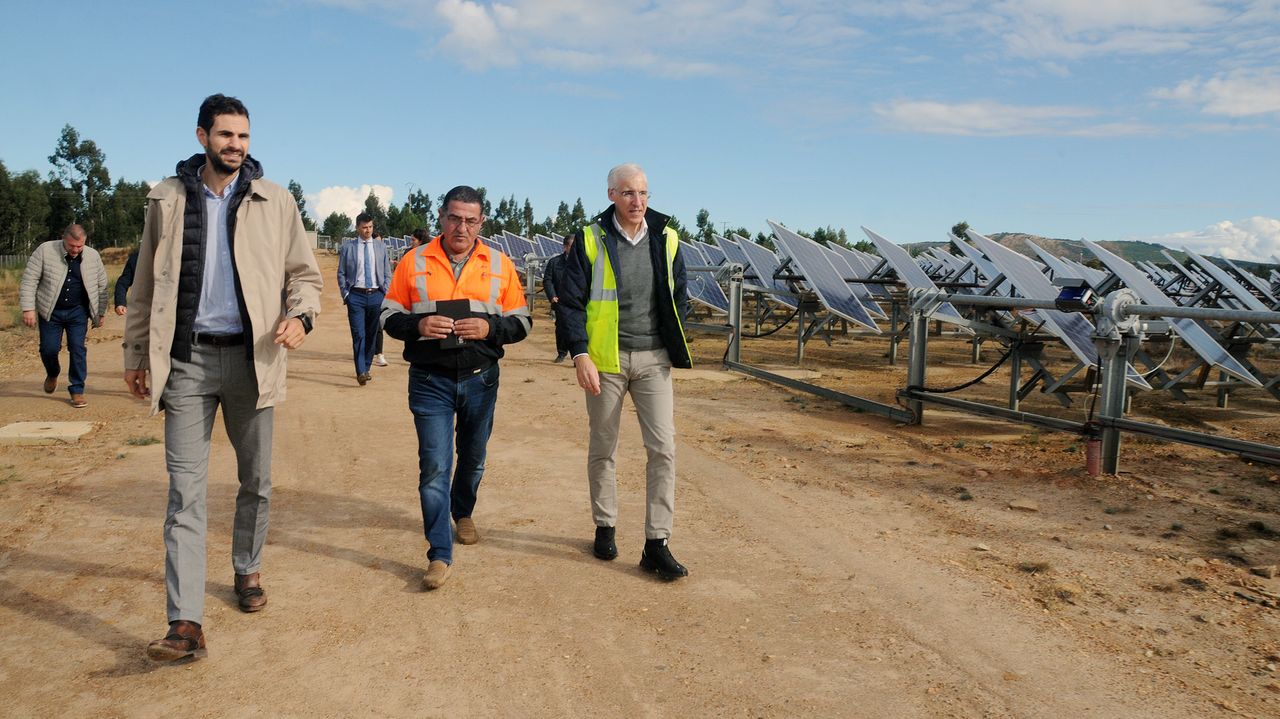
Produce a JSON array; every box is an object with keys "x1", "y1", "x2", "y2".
[{"x1": 719, "y1": 283, "x2": 1280, "y2": 469}]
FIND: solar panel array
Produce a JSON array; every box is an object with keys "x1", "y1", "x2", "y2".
[{"x1": 1082, "y1": 239, "x2": 1261, "y2": 385}]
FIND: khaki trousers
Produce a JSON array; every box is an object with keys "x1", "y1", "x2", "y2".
[{"x1": 585, "y1": 348, "x2": 676, "y2": 539}]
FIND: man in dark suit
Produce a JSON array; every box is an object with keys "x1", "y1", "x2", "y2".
[{"x1": 338, "y1": 212, "x2": 392, "y2": 385}]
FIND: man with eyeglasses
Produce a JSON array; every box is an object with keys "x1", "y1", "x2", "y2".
[
  {"x1": 381, "y1": 185, "x2": 531, "y2": 590},
  {"x1": 559, "y1": 163, "x2": 693, "y2": 581}
]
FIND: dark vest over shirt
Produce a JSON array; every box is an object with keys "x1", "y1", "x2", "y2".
[{"x1": 170, "y1": 153, "x2": 260, "y2": 362}]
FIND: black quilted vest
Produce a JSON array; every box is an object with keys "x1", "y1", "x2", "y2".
[{"x1": 169, "y1": 153, "x2": 262, "y2": 362}]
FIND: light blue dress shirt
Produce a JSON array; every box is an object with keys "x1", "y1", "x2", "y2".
[{"x1": 194, "y1": 171, "x2": 245, "y2": 335}]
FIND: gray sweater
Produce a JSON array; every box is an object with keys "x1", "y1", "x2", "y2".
[{"x1": 19, "y1": 240, "x2": 109, "y2": 320}]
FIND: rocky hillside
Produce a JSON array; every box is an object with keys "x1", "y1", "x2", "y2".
[{"x1": 903, "y1": 232, "x2": 1185, "y2": 266}]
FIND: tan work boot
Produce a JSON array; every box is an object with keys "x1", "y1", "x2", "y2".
[
  {"x1": 455, "y1": 517, "x2": 479, "y2": 545},
  {"x1": 422, "y1": 560, "x2": 451, "y2": 590}
]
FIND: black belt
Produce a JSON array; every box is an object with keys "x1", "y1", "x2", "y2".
[
  {"x1": 351, "y1": 287, "x2": 381, "y2": 294},
  {"x1": 192, "y1": 332, "x2": 245, "y2": 347},
  {"x1": 415, "y1": 362, "x2": 493, "y2": 381}
]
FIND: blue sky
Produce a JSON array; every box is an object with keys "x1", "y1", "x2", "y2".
[{"x1": 2, "y1": 1, "x2": 1278, "y2": 260}]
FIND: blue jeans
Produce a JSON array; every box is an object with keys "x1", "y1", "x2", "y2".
[
  {"x1": 39, "y1": 305, "x2": 89, "y2": 395},
  {"x1": 346, "y1": 289, "x2": 384, "y2": 374},
  {"x1": 409, "y1": 363, "x2": 499, "y2": 564}
]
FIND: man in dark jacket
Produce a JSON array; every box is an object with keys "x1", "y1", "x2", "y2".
[
  {"x1": 541, "y1": 232, "x2": 575, "y2": 362},
  {"x1": 114, "y1": 248, "x2": 139, "y2": 315},
  {"x1": 558, "y1": 163, "x2": 692, "y2": 581}
]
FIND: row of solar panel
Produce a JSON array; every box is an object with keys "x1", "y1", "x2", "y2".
[{"x1": 665, "y1": 220, "x2": 1273, "y2": 390}]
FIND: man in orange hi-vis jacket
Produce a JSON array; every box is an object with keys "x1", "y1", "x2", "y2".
[{"x1": 381, "y1": 185, "x2": 531, "y2": 591}]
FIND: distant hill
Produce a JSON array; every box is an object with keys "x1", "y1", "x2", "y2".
[{"x1": 901, "y1": 232, "x2": 1186, "y2": 266}]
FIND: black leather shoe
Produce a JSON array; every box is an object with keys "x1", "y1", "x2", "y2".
[
  {"x1": 593, "y1": 526, "x2": 617, "y2": 561},
  {"x1": 639, "y1": 539, "x2": 688, "y2": 580}
]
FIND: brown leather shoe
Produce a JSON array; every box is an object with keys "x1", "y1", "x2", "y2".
[
  {"x1": 455, "y1": 517, "x2": 479, "y2": 545},
  {"x1": 234, "y1": 572, "x2": 267, "y2": 612},
  {"x1": 70, "y1": 393, "x2": 86, "y2": 408},
  {"x1": 43, "y1": 376, "x2": 56, "y2": 394},
  {"x1": 146, "y1": 620, "x2": 206, "y2": 662},
  {"x1": 422, "y1": 560, "x2": 451, "y2": 590}
]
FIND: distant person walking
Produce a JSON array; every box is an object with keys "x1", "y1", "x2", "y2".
[
  {"x1": 338, "y1": 214, "x2": 391, "y2": 384},
  {"x1": 124, "y1": 93, "x2": 323, "y2": 662},
  {"x1": 381, "y1": 185, "x2": 531, "y2": 590},
  {"x1": 19, "y1": 223, "x2": 108, "y2": 408},
  {"x1": 559, "y1": 163, "x2": 693, "y2": 580},
  {"x1": 541, "y1": 232, "x2": 575, "y2": 363},
  {"x1": 114, "y1": 248, "x2": 139, "y2": 315}
]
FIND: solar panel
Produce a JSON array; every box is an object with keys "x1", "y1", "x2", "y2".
[
  {"x1": 967, "y1": 232, "x2": 1097, "y2": 360},
  {"x1": 716, "y1": 236, "x2": 750, "y2": 272},
  {"x1": 768, "y1": 222, "x2": 879, "y2": 331},
  {"x1": 1183, "y1": 249, "x2": 1280, "y2": 324},
  {"x1": 499, "y1": 231, "x2": 537, "y2": 271},
  {"x1": 829, "y1": 244, "x2": 895, "y2": 301},
  {"x1": 1081, "y1": 240, "x2": 1259, "y2": 386},
  {"x1": 678, "y1": 241, "x2": 729, "y2": 313},
  {"x1": 532, "y1": 234, "x2": 560, "y2": 257},
  {"x1": 1222, "y1": 257, "x2": 1278, "y2": 304},
  {"x1": 482, "y1": 235, "x2": 507, "y2": 256},
  {"x1": 820, "y1": 242, "x2": 886, "y2": 319},
  {"x1": 733, "y1": 234, "x2": 801, "y2": 309},
  {"x1": 1027, "y1": 241, "x2": 1088, "y2": 284},
  {"x1": 697, "y1": 239, "x2": 727, "y2": 266},
  {"x1": 860, "y1": 227, "x2": 964, "y2": 321}
]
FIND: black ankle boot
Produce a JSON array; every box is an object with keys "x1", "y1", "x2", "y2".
[
  {"x1": 639, "y1": 538, "x2": 688, "y2": 580},
  {"x1": 593, "y1": 526, "x2": 618, "y2": 560}
]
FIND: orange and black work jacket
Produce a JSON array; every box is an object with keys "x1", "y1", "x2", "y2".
[{"x1": 381, "y1": 236, "x2": 531, "y2": 375}]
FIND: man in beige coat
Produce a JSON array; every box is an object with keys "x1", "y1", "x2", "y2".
[
  {"x1": 19, "y1": 224, "x2": 108, "y2": 408},
  {"x1": 124, "y1": 94, "x2": 322, "y2": 662}
]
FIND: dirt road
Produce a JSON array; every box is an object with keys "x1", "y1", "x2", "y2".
[{"x1": 1, "y1": 254, "x2": 1277, "y2": 717}]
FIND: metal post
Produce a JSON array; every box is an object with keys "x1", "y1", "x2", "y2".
[
  {"x1": 726, "y1": 268, "x2": 743, "y2": 365},
  {"x1": 1096, "y1": 333, "x2": 1133, "y2": 474},
  {"x1": 905, "y1": 307, "x2": 929, "y2": 424},
  {"x1": 796, "y1": 303, "x2": 806, "y2": 366},
  {"x1": 888, "y1": 300, "x2": 900, "y2": 365},
  {"x1": 1007, "y1": 345, "x2": 1022, "y2": 411},
  {"x1": 524, "y1": 260, "x2": 536, "y2": 313}
]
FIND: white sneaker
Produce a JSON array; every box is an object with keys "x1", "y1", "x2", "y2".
[{"x1": 373, "y1": 354, "x2": 388, "y2": 367}]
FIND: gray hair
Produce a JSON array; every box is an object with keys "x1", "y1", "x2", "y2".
[{"x1": 607, "y1": 163, "x2": 645, "y2": 189}]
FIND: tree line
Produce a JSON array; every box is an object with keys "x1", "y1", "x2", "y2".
[
  {"x1": 0, "y1": 125, "x2": 150, "y2": 256},
  {"x1": 0, "y1": 124, "x2": 871, "y2": 258},
  {"x1": 318, "y1": 189, "x2": 874, "y2": 256}
]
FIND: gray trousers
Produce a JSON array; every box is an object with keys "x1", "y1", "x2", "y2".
[
  {"x1": 585, "y1": 348, "x2": 677, "y2": 539},
  {"x1": 163, "y1": 344, "x2": 273, "y2": 623}
]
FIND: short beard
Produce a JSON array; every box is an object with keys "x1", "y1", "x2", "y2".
[{"x1": 206, "y1": 148, "x2": 242, "y2": 176}]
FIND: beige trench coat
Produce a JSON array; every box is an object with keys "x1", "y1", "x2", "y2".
[{"x1": 123, "y1": 175, "x2": 323, "y2": 414}]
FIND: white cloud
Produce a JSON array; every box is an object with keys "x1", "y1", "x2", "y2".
[
  {"x1": 873, "y1": 99, "x2": 1151, "y2": 136},
  {"x1": 308, "y1": 185, "x2": 396, "y2": 228},
  {"x1": 1133, "y1": 216, "x2": 1280, "y2": 263},
  {"x1": 1152, "y1": 69, "x2": 1280, "y2": 116}
]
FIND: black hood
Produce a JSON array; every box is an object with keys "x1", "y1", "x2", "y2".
[{"x1": 174, "y1": 153, "x2": 263, "y2": 188}]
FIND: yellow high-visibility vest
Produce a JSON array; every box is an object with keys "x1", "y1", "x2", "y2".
[{"x1": 581, "y1": 222, "x2": 689, "y2": 373}]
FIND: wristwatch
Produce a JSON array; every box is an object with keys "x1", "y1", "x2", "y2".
[{"x1": 296, "y1": 314, "x2": 313, "y2": 334}]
